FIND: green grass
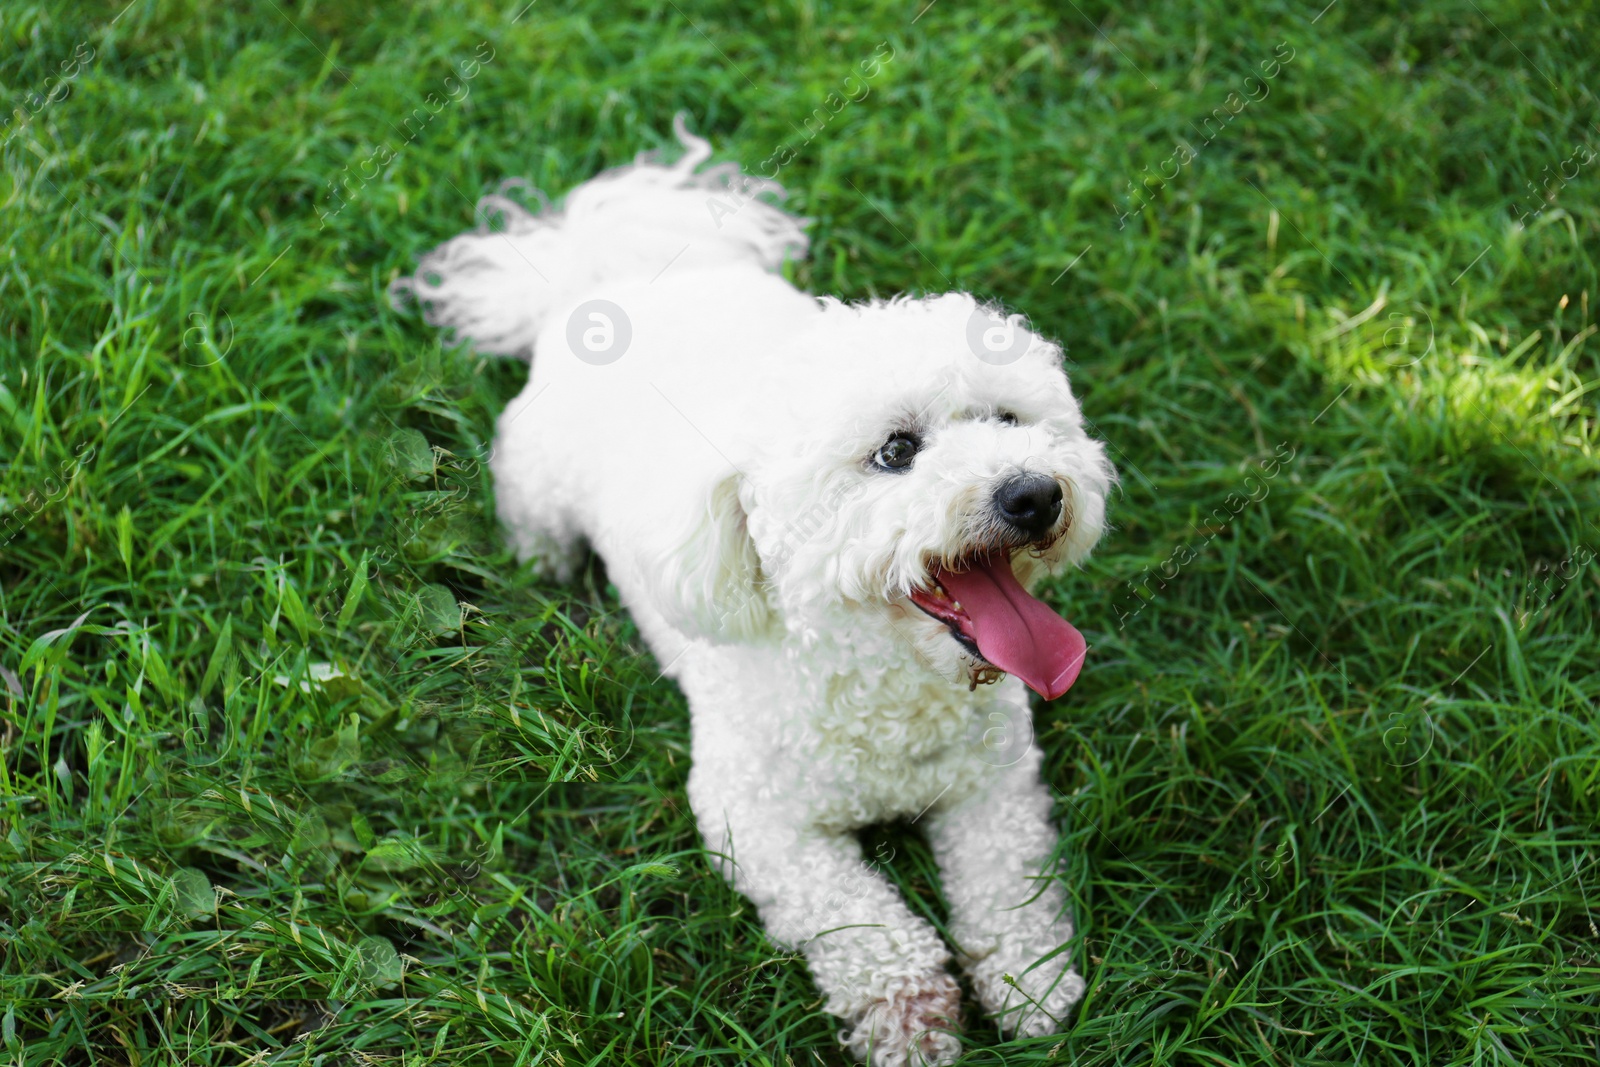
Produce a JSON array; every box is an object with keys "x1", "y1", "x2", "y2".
[{"x1": 2, "y1": 0, "x2": 1598, "y2": 1062}]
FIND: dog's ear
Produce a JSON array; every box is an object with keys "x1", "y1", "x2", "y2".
[{"x1": 652, "y1": 473, "x2": 776, "y2": 643}]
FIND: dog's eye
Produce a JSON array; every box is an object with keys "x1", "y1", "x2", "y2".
[
  {"x1": 874, "y1": 433, "x2": 920, "y2": 471},
  {"x1": 996, "y1": 411, "x2": 1019, "y2": 425}
]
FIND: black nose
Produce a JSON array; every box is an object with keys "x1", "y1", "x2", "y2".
[{"x1": 994, "y1": 474, "x2": 1063, "y2": 539}]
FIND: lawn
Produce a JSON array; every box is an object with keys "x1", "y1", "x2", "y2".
[{"x1": 2, "y1": 0, "x2": 1598, "y2": 1063}]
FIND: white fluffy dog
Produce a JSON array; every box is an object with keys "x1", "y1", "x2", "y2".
[{"x1": 395, "y1": 117, "x2": 1115, "y2": 1065}]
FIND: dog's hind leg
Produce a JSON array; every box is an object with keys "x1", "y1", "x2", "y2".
[
  {"x1": 923, "y1": 751, "x2": 1085, "y2": 1038},
  {"x1": 488, "y1": 394, "x2": 589, "y2": 583},
  {"x1": 692, "y1": 790, "x2": 964, "y2": 1066},
  {"x1": 507, "y1": 520, "x2": 587, "y2": 584}
]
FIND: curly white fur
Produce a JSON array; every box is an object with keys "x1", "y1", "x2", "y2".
[{"x1": 396, "y1": 115, "x2": 1115, "y2": 1065}]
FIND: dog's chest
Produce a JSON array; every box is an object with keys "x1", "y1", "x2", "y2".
[
  {"x1": 681, "y1": 634, "x2": 1018, "y2": 827},
  {"x1": 795, "y1": 672, "x2": 993, "y2": 824}
]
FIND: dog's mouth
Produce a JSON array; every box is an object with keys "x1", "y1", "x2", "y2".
[{"x1": 908, "y1": 549, "x2": 1087, "y2": 701}]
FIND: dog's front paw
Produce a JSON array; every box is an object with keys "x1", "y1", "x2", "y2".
[
  {"x1": 840, "y1": 971, "x2": 964, "y2": 1066},
  {"x1": 967, "y1": 950, "x2": 1084, "y2": 1039}
]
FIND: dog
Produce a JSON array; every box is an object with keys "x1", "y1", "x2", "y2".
[{"x1": 394, "y1": 116, "x2": 1115, "y2": 1066}]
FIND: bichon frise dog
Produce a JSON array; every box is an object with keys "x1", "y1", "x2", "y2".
[{"x1": 395, "y1": 116, "x2": 1115, "y2": 1066}]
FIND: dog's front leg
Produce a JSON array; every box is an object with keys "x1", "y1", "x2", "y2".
[
  {"x1": 699, "y1": 803, "x2": 964, "y2": 1066},
  {"x1": 925, "y1": 752, "x2": 1085, "y2": 1038}
]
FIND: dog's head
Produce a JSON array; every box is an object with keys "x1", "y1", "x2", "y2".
[{"x1": 653, "y1": 293, "x2": 1115, "y2": 698}]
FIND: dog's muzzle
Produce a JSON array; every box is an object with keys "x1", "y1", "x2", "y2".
[{"x1": 993, "y1": 473, "x2": 1062, "y2": 540}]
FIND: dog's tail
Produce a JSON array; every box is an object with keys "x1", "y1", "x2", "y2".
[{"x1": 390, "y1": 114, "x2": 809, "y2": 359}]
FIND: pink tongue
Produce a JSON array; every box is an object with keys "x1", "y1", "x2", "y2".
[{"x1": 936, "y1": 556, "x2": 1088, "y2": 700}]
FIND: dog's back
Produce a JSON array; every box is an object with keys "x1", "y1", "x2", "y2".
[{"x1": 395, "y1": 117, "x2": 818, "y2": 657}]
